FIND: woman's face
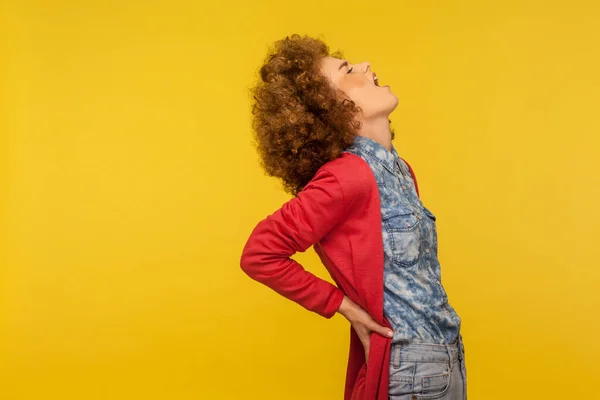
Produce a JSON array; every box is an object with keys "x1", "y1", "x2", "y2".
[{"x1": 320, "y1": 56, "x2": 399, "y2": 120}]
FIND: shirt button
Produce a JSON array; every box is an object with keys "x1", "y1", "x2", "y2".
[
  {"x1": 402, "y1": 185, "x2": 407, "y2": 190},
  {"x1": 417, "y1": 215, "x2": 422, "y2": 220}
]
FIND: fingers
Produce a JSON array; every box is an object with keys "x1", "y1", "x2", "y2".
[{"x1": 368, "y1": 320, "x2": 394, "y2": 338}]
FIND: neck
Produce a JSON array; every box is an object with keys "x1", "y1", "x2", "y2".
[{"x1": 356, "y1": 117, "x2": 393, "y2": 152}]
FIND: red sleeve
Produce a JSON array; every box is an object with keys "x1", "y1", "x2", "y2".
[{"x1": 240, "y1": 168, "x2": 351, "y2": 319}]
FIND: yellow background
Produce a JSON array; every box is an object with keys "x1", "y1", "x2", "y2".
[{"x1": 2, "y1": 1, "x2": 599, "y2": 399}]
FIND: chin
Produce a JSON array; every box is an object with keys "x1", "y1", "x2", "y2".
[{"x1": 386, "y1": 94, "x2": 399, "y2": 114}]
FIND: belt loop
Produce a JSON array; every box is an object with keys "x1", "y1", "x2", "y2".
[
  {"x1": 444, "y1": 342, "x2": 452, "y2": 371},
  {"x1": 392, "y1": 342, "x2": 401, "y2": 369}
]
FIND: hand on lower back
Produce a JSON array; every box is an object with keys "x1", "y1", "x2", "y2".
[{"x1": 336, "y1": 296, "x2": 394, "y2": 362}]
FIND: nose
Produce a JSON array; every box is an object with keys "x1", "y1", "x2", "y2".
[{"x1": 357, "y1": 61, "x2": 371, "y2": 72}]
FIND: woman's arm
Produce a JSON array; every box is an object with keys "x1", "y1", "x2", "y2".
[{"x1": 239, "y1": 168, "x2": 351, "y2": 318}]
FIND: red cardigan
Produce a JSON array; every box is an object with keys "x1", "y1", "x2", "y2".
[{"x1": 240, "y1": 152, "x2": 420, "y2": 400}]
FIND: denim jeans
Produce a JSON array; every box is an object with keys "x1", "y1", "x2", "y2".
[{"x1": 388, "y1": 335, "x2": 467, "y2": 400}]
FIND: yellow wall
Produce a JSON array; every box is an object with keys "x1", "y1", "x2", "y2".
[{"x1": 2, "y1": 1, "x2": 599, "y2": 399}]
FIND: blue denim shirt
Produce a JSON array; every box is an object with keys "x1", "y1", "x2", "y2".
[{"x1": 344, "y1": 136, "x2": 461, "y2": 344}]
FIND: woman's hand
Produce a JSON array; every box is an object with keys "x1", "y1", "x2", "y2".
[{"x1": 337, "y1": 296, "x2": 394, "y2": 363}]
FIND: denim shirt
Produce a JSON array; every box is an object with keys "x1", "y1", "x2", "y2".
[{"x1": 344, "y1": 136, "x2": 461, "y2": 344}]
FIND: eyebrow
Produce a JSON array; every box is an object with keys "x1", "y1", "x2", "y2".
[{"x1": 338, "y1": 60, "x2": 349, "y2": 71}]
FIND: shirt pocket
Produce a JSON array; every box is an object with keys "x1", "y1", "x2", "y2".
[{"x1": 383, "y1": 207, "x2": 422, "y2": 268}]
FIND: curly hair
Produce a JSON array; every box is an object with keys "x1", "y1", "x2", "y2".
[{"x1": 250, "y1": 34, "x2": 389, "y2": 197}]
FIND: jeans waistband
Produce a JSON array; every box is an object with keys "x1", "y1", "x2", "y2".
[{"x1": 390, "y1": 334, "x2": 464, "y2": 369}]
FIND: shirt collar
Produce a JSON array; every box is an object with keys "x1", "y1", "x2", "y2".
[{"x1": 349, "y1": 135, "x2": 400, "y2": 175}]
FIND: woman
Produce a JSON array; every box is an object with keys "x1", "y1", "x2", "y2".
[{"x1": 240, "y1": 34, "x2": 466, "y2": 400}]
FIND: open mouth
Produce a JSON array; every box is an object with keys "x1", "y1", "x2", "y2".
[{"x1": 373, "y1": 73, "x2": 380, "y2": 87}]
